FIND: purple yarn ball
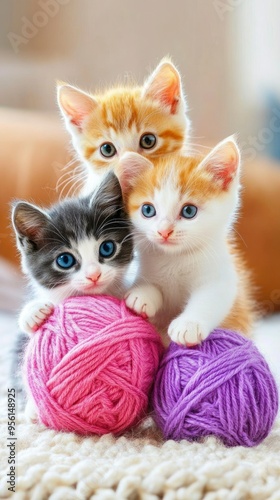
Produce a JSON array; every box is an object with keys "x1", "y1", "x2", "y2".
[{"x1": 152, "y1": 329, "x2": 279, "y2": 447}]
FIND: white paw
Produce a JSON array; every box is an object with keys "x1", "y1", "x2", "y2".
[
  {"x1": 125, "y1": 284, "x2": 163, "y2": 318},
  {"x1": 168, "y1": 316, "x2": 210, "y2": 346},
  {"x1": 24, "y1": 399, "x2": 38, "y2": 423},
  {"x1": 19, "y1": 301, "x2": 54, "y2": 335}
]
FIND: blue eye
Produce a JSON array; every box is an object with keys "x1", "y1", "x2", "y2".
[
  {"x1": 141, "y1": 204, "x2": 156, "y2": 218},
  {"x1": 100, "y1": 143, "x2": 117, "y2": 158},
  {"x1": 99, "y1": 240, "x2": 116, "y2": 258},
  {"x1": 56, "y1": 253, "x2": 76, "y2": 269},
  {"x1": 181, "y1": 205, "x2": 197, "y2": 219}
]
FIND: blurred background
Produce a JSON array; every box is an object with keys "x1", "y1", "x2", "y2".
[
  {"x1": 0, "y1": 0, "x2": 280, "y2": 318},
  {"x1": 0, "y1": 0, "x2": 280, "y2": 152}
]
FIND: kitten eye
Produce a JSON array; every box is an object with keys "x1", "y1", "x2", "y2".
[
  {"x1": 99, "y1": 240, "x2": 116, "y2": 258},
  {"x1": 140, "y1": 133, "x2": 156, "y2": 150},
  {"x1": 141, "y1": 204, "x2": 156, "y2": 218},
  {"x1": 181, "y1": 205, "x2": 197, "y2": 219},
  {"x1": 56, "y1": 253, "x2": 76, "y2": 269},
  {"x1": 100, "y1": 143, "x2": 117, "y2": 158}
]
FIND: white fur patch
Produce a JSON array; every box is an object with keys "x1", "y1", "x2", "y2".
[{"x1": 129, "y1": 171, "x2": 240, "y2": 345}]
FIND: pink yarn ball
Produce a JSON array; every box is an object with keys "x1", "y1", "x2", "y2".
[{"x1": 24, "y1": 295, "x2": 163, "y2": 435}]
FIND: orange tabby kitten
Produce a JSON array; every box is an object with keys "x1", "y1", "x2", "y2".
[
  {"x1": 57, "y1": 59, "x2": 190, "y2": 193},
  {"x1": 117, "y1": 137, "x2": 255, "y2": 346}
]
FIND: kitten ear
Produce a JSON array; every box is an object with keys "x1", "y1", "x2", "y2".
[
  {"x1": 116, "y1": 152, "x2": 153, "y2": 193},
  {"x1": 93, "y1": 171, "x2": 124, "y2": 212},
  {"x1": 198, "y1": 136, "x2": 240, "y2": 190},
  {"x1": 57, "y1": 83, "x2": 98, "y2": 130},
  {"x1": 12, "y1": 202, "x2": 49, "y2": 248},
  {"x1": 143, "y1": 58, "x2": 186, "y2": 114}
]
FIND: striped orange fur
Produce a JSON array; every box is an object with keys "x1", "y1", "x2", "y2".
[
  {"x1": 57, "y1": 59, "x2": 189, "y2": 193},
  {"x1": 82, "y1": 87, "x2": 186, "y2": 168}
]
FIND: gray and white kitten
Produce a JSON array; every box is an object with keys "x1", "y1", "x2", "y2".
[{"x1": 12, "y1": 172, "x2": 133, "y2": 335}]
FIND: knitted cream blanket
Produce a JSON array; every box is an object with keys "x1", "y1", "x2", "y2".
[{"x1": 0, "y1": 314, "x2": 279, "y2": 500}]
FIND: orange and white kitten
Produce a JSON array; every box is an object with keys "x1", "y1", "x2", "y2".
[
  {"x1": 117, "y1": 137, "x2": 254, "y2": 346},
  {"x1": 57, "y1": 59, "x2": 189, "y2": 193}
]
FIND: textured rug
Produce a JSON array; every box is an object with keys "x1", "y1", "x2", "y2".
[{"x1": 0, "y1": 309, "x2": 280, "y2": 499}]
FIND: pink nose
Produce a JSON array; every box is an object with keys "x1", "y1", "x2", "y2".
[
  {"x1": 158, "y1": 228, "x2": 174, "y2": 240},
  {"x1": 86, "y1": 272, "x2": 101, "y2": 283}
]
